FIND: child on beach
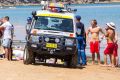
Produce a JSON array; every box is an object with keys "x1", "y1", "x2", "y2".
[
  {"x1": 103, "y1": 22, "x2": 117, "y2": 67},
  {"x1": 86, "y1": 19, "x2": 104, "y2": 65}
]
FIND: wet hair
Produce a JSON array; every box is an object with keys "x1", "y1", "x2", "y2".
[
  {"x1": 92, "y1": 19, "x2": 97, "y2": 25},
  {"x1": 4, "y1": 16, "x2": 9, "y2": 21}
]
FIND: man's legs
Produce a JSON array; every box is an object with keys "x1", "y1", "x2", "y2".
[
  {"x1": 77, "y1": 36, "x2": 86, "y2": 66},
  {"x1": 8, "y1": 41, "x2": 12, "y2": 60},
  {"x1": 104, "y1": 54, "x2": 107, "y2": 65},
  {"x1": 111, "y1": 54, "x2": 115, "y2": 67},
  {"x1": 113, "y1": 43, "x2": 118, "y2": 67},
  {"x1": 95, "y1": 41, "x2": 100, "y2": 64},
  {"x1": 2, "y1": 39, "x2": 12, "y2": 60},
  {"x1": 97, "y1": 53, "x2": 101, "y2": 64},
  {"x1": 4, "y1": 48, "x2": 9, "y2": 60},
  {"x1": 115, "y1": 57, "x2": 119, "y2": 67},
  {"x1": 77, "y1": 36, "x2": 82, "y2": 65},
  {"x1": 77, "y1": 49, "x2": 81, "y2": 65},
  {"x1": 103, "y1": 43, "x2": 109, "y2": 66},
  {"x1": 90, "y1": 41, "x2": 95, "y2": 64},
  {"x1": 92, "y1": 53, "x2": 95, "y2": 64},
  {"x1": 8, "y1": 48, "x2": 12, "y2": 60},
  {"x1": 4, "y1": 48, "x2": 12, "y2": 60},
  {"x1": 81, "y1": 44, "x2": 86, "y2": 65}
]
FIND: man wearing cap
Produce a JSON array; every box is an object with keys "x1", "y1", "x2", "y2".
[
  {"x1": 86, "y1": 19, "x2": 104, "y2": 65},
  {"x1": 75, "y1": 15, "x2": 86, "y2": 67},
  {"x1": 0, "y1": 16, "x2": 13, "y2": 61},
  {"x1": 104, "y1": 22, "x2": 117, "y2": 67}
]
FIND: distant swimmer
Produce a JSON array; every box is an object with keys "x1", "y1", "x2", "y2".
[{"x1": 86, "y1": 19, "x2": 104, "y2": 65}]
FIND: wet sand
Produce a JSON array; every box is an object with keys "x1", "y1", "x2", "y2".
[{"x1": 0, "y1": 60, "x2": 120, "y2": 80}]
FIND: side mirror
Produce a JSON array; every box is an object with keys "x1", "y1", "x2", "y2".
[
  {"x1": 27, "y1": 17, "x2": 32, "y2": 24},
  {"x1": 32, "y1": 11, "x2": 38, "y2": 20}
]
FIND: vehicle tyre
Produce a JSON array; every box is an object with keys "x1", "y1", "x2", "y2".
[
  {"x1": 65, "y1": 50, "x2": 77, "y2": 68},
  {"x1": 23, "y1": 46, "x2": 35, "y2": 64},
  {"x1": 65, "y1": 55, "x2": 72, "y2": 68},
  {"x1": 71, "y1": 50, "x2": 78, "y2": 67}
]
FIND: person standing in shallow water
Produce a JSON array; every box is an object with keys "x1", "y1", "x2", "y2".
[
  {"x1": 75, "y1": 15, "x2": 87, "y2": 67},
  {"x1": 86, "y1": 19, "x2": 104, "y2": 65},
  {"x1": 0, "y1": 16, "x2": 13, "y2": 61}
]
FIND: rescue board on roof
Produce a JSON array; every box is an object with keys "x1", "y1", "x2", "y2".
[{"x1": 36, "y1": 3, "x2": 74, "y2": 19}]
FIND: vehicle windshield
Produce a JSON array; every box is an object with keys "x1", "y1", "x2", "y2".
[{"x1": 34, "y1": 16, "x2": 74, "y2": 32}]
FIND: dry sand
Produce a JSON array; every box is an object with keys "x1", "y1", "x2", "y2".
[{"x1": 0, "y1": 60, "x2": 120, "y2": 80}]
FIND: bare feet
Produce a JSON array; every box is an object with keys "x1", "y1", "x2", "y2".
[
  {"x1": 108, "y1": 64, "x2": 115, "y2": 68},
  {"x1": 115, "y1": 65, "x2": 118, "y2": 67},
  {"x1": 3, "y1": 58, "x2": 8, "y2": 61},
  {"x1": 98, "y1": 63, "x2": 102, "y2": 66},
  {"x1": 102, "y1": 64, "x2": 116, "y2": 68},
  {"x1": 111, "y1": 65, "x2": 115, "y2": 68},
  {"x1": 107, "y1": 64, "x2": 112, "y2": 67},
  {"x1": 92, "y1": 61, "x2": 95, "y2": 65},
  {"x1": 101, "y1": 64, "x2": 108, "y2": 67}
]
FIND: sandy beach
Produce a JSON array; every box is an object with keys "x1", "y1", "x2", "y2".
[
  {"x1": 0, "y1": 60, "x2": 120, "y2": 80},
  {"x1": 0, "y1": 2, "x2": 120, "y2": 80}
]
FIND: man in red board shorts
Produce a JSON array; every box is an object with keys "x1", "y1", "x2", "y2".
[
  {"x1": 86, "y1": 19, "x2": 104, "y2": 64},
  {"x1": 103, "y1": 22, "x2": 116, "y2": 67}
]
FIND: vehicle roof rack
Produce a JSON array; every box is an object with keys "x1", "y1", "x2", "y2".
[{"x1": 41, "y1": 3, "x2": 77, "y2": 13}]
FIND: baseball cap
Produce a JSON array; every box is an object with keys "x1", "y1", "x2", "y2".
[{"x1": 75, "y1": 15, "x2": 81, "y2": 20}]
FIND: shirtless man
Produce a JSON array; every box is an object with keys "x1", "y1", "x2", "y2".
[
  {"x1": 86, "y1": 19, "x2": 104, "y2": 64},
  {"x1": 104, "y1": 22, "x2": 116, "y2": 67}
]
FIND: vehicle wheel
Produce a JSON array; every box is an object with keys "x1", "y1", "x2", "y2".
[
  {"x1": 65, "y1": 50, "x2": 78, "y2": 67},
  {"x1": 64, "y1": 55, "x2": 72, "y2": 68},
  {"x1": 23, "y1": 46, "x2": 35, "y2": 64},
  {"x1": 71, "y1": 50, "x2": 78, "y2": 67}
]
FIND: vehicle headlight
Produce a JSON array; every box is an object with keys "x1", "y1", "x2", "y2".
[
  {"x1": 65, "y1": 39, "x2": 74, "y2": 46},
  {"x1": 45, "y1": 37, "x2": 49, "y2": 42},
  {"x1": 55, "y1": 38, "x2": 60, "y2": 43},
  {"x1": 30, "y1": 35, "x2": 39, "y2": 42}
]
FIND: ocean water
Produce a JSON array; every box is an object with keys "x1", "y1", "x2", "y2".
[
  {"x1": 0, "y1": 3, "x2": 120, "y2": 62},
  {"x1": 0, "y1": 3, "x2": 120, "y2": 40}
]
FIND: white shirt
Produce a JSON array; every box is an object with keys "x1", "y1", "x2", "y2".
[{"x1": 1, "y1": 21, "x2": 12, "y2": 39}]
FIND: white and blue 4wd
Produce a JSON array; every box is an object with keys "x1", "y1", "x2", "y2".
[{"x1": 23, "y1": 3, "x2": 78, "y2": 67}]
